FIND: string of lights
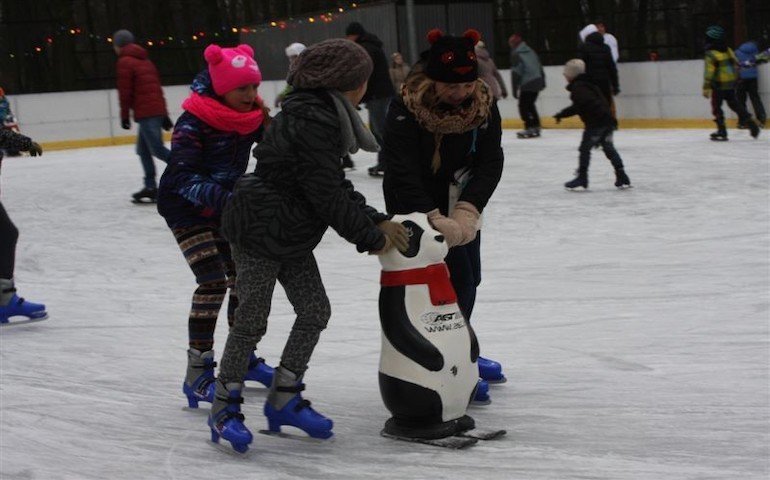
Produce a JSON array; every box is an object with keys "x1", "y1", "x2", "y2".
[{"x1": 7, "y1": 3, "x2": 361, "y2": 59}]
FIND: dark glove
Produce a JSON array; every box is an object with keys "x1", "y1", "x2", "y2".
[
  {"x1": 162, "y1": 116, "x2": 174, "y2": 131},
  {"x1": 377, "y1": 220, "x2": 410, "y2": 253},
  {"x1": 28, "y1": 142, "x2": 42, "y2": 157},
  {"x1": 121, "y1": 118, "x2": 131, "y2": 130}
]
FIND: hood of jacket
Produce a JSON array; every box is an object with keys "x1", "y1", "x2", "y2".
[
  {"x1": 280, "y1": 89, "x2": 338, "y2": 129},
  {"x1": 585, "y1": 31, "x2": 605, "y2": 45},
  {"x1": 190, "y1": 69, "x2": 216, "y2": 97},
  {"x1": 737, "y1": 41, "x2": 759, "y2": 55},
  {"x1": 357, "y1": 31, "x2": 384, "y2": 50},
  {"x1": 119, "y1": 43, "x2": 148, "y2": 60}
]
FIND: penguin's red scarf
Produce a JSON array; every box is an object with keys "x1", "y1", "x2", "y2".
[{"x1": 380, "y1": 263, "x2": 457, "y2": 306}]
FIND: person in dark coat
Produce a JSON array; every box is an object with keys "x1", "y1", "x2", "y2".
[
  {"x1": 112, "y1": 29, "x2": 173, "y2": 203},
  {"x1": 380, "y1": 29, "x2": 507, "y2": 393},
  {"x1": 345, "y1": 22, "x2": 396, "y2": 176},
  {"x1": 578, "y1": 31, "x2": 619, "y2": 120},
  {"x1": 157, "y1": 44, "x2": 272, "y2": 412},
  {"x1": 0, "y1": 129, "x2": 45, "y2": 325},
  {"x1": 207, "y1": 39, "x2": 409, "y2": 452},
  {"x1": 554, "y1": 59, "x2": 630, "y2": 190}
]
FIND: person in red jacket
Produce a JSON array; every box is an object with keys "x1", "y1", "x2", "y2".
[{"x1": 113, "y1": 29, "x2": 173, "y2": 203}]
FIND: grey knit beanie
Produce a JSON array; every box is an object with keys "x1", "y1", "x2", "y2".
[
  {"x1": 113, "y1": 29, "x2": 135, "y2": 48},
  {"x1": 287, "y1": 39, "x2": 373, "y2": 92}
]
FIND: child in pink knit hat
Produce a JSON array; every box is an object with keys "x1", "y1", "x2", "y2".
[{"x1": 156, "y1": 43, "x2": 273, "y2": 416}]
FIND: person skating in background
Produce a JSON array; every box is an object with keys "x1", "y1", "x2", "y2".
[
  {"x1": 475, "y1": 40, "x2": 508, "y2": 101},
  {"x1": 389, "y1": 52, "x2": 411, "y2": 91},
  {"x1": 702, "y1": 26, "x2": 760, "y2": 141},
  {"x1": 274, "y1": 42, "x2": 306, "y2": 108},
  {"x1": 578, "y1": 30, "x2": 619, "y2": 122},
  {"x1": 209, "y1": 39, "x2": 409, "y2": 452},
  {"x1": 113, "y1": 29, "x2": 174, "y2": 204},
  {"x1": 580, "y1": 21, "x2": 619, "y2": 64},
  {"x1": 554, "y1": 59, "x2": 631, "y2": 191},
  {"x1": 380, "y1": 28, "x2": 506, "y2": 402},
  {"x1": 0, "y1": 129, "x2": 46, "y2": 325},
  {"x1": 156, "y1": 44, "x2": 273, "y2": 410},
  {"x1": 345, "y1": 22, "x2": 396, "y2": 177},
  {"x1": 735, "y1": 41, "x2": 766, "y2": 128},
  {"x1": 509, "y1": 33, "x2": 545, "y2": 138}
]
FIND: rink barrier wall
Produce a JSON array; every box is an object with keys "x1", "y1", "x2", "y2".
[{"x1": 6, "y1": 59, "x2": 768, "y2": 152}]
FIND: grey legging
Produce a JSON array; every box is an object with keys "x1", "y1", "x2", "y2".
[{"x1": 217, "y1": 247, "x2": 331, "y2": 384}]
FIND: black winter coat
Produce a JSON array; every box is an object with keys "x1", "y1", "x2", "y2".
[
  {"x1": 221, "y1": 89, "x2": 388, "y2": 261},
  {"x1": 578, "y1": 32, "x2": 619, "y2": 97},
  {"x1": 381, "y1": 98, "x2": 504, "y2": 216},
  {"x1": 356, "y1": 33, "x2": 395, "y2": 102},
  {"x1": 554, "y1": 74, "x2": 614, "y2": 129}
]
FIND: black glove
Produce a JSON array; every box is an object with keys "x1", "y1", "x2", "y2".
[
  {"x1": 162, "y1": 116, "x2": 174, "y2": 131},
  {"x1": 28, "y1": 142, "x2": 42, "y2": 157},
  {"x1": 121, "y1": 118, "x2": 131, "y2": 130}
]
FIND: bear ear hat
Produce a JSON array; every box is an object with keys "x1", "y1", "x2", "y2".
[
  {"x1": 204, "y1": 44, "x2": 223, "y2": 65},
  {"x1": 463, "y1": 29, "x2": 481, "y2": 46},
  {"x1": 427, "y1": 28, "x2": 444, "y2": 44}
]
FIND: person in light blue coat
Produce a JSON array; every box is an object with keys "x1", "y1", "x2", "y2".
[
  {"x1": 735, "y1": 41, "x2": 766, "y2": 127},
  {"x1": 508, "y1": 33, "x2": 546, "y2": 138}
]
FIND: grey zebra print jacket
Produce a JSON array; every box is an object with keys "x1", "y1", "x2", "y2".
[{"x1": 221, "y1": 89, "x2": 388, "y2": 260}]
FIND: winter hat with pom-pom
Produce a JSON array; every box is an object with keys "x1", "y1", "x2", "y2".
[
  {"x1": 563, "y1": 58, "x2": 586, "y2": 81},
  {"x1": 705, "y1": 25, "x2": 725, "y2": 41},
  {"x1": 287, "y1": 39, "x2": 372, "y2": 92},
  {"x1": 204, "y1": 44, "x2": 262, "y2": 96},
  {"x1": 425, "y1": 29, "x2": 480, "y2": 83}
]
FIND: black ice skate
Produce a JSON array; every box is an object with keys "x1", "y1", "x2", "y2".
[
  {"x1": 564, "y1": 173, "x2": 588, "y2": 190},
  {"x1": 368, "y1": 163, "x2": 385, "y2": 177},
  {"x1": 614, "y1": 169, "x2": 632, "y2": 189},
  {"x1": 709, "y1": 131, "x2": 728, "y2": 142},
  {"x1": 516, "y1": 128, "x2": 540, "y2": 139},
  {"x1": 748, "y1": 120, "x2": 761, "y2": 139},
  {"x1": 131, "y1": 187, "x2": 157, "y2": 204}
]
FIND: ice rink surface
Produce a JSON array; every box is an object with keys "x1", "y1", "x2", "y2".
[{"x1": 0, "y1": 129, "x2": 768, "y2": 480}]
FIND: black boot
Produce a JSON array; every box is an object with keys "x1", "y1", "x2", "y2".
[
  {"x1": 614, "y1": 168, "x2": 631, "y2": 189},
  {"x1": 565, "y1": 172, "x2": 588, "y2": 190},
  {"x1": 748, "y1": 119, "x2": 761, "y2": 139}
]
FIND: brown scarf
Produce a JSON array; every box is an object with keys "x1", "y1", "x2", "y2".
[{"x1": 401, "y1": 71, "x2": 492, "y2": 173}]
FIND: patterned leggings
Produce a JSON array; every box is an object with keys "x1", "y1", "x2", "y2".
[
  {"x1": 218, "y1": 247, "x2": 331, "y2": 384},
  {"x1": 172, "y1": 225, "x2": 237, "y2": 352}
]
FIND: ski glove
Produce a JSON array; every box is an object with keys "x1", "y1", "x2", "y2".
[
  {"x1": 162, "y1": 116, "x2": 174, "y2": 131},
  {"x1": 377, "y1": 220, "x2": 410, "y2": 253},
  {"x1": 28, "y1": 142, "x2": 42, "y2": 156},
  {"x1": 121, "y1": 118, "x2": 131, "y2": 130},
  {"x1": 450, "y1": 201, "x2": 480, "y2": 246},
  {"x1": 427, "y1": 209, "x2": 463, "y2": 248}
]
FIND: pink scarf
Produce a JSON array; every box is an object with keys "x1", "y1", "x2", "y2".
[{"x1": 182, "y1": 92, "x2": 265, "y2": 135}]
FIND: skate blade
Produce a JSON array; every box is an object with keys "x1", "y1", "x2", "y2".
[
  {"x1": 258, "y1": 429, "x2": 334, "y2": 443},
  {"x1": 469, "y1": 398, "x2": 492, "y2": 407},
  {"x1": 131, "y1": 199, "x2": 157, "y2": 204},
  {"x1": 457, "y1": 428, "x2": 507, "y2": 440},
  {"x1": 0, "y1": 314, "x2": 49, "y2": 327},
  {"x1": 380, "y1": 430, "x2": 478, "y2": 449},
  {"x1": 615, "y1": 185, "x2": 633, "y2": 190},
  {"x1": 484, "y1": 376, "x2": 508, "y2": 385},
  {"x1": 181, "y1": 405, "x2": 210, "y2": 414},
  {"x1": 209, "y1": 439, "x2": 254, "y2": 456},
  {"x1": 565, "y1": 187, "x2": 588, "y2": 192}
]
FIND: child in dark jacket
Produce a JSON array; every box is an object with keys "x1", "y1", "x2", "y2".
[
  {"x1": 0, "y1": 129, "x2": 45, "y2": 324},
  {"x1": 208, "y1": 39, "x2": 409, "y2": 452},
  {"x1": 555, "y1": 59, "x2": 630, "y2": 190},
  {"x1": 157, "y1": 44, "x2": 273, "y2": 410}
]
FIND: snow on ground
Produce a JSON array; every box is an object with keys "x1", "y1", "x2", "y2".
[{"x1": 0, "y1": 129, "x2": 768, "y2": 480}]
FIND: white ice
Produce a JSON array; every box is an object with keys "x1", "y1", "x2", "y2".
[{"x1": 0, "y1": 129, "x2": 768, "y2": 480}]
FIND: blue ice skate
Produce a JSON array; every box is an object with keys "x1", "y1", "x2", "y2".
[
  {"x1": 263, "y1": 366, "x2": 333, "y2": 439},
  {"x1": 0, "y1": 293, "x2": 47, "y2": 324},
  {"x1": 208, "y1": 381, "x2": 253, "y2": 453},
  {"x1": 478, "y1": 356, "x2": 507, "y2": 383},
  {"x1": 183, "y1": 349, "x2": 216, "y2": 408},
  {"x1": 472, "y1": 378, "x2": 491, "y2": 405},
  {"x1": 244, "y1": 353, "x2": 274, "y2": 388}
]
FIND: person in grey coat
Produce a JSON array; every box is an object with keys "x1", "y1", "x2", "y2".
[{"x1": 508, "y1": 33, "x2": 546, "y2": 138}]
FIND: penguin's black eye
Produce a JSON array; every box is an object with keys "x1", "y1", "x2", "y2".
[{"x1": 434, "y1": 235, "x2": 444, "y2": 243}]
